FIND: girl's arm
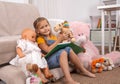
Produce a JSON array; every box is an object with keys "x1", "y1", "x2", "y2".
[
  {"x1": 38, "y1": 34, "x2": 64, "y2": 53},
  {"x1": 16, "y1": 47, "x2": 25, "y2": 58}
]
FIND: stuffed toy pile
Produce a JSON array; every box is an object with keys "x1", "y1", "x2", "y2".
[{"x1": 70, "y1": 21, "x2": 120, "y2": 71}]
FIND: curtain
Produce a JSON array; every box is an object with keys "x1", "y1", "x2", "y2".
[{"x1": 29, "y1": 0, "x2": 58, "y2": 19}]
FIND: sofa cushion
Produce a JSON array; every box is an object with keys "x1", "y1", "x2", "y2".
[
  {"x1": 0, "y1": 66, "x2": 73, "y2": 84},
  {"x1": 0, "y1": 65, "x2": 26, "y2": 84},
  {"x1": 0, "y1": 35, "x2": 20, "y2": 65},
  {"x1": 50, "y1": 68, "x2": 64, "y2": 80},
  {"x1": 50, "y1": 64, "x2": 74, "y2": 80},
  {"x1": 0, "y1": 1, "x2": 40, "y2": 36}
]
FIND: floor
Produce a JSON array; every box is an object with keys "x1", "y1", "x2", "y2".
[
  {"x1": 52, "y1": 46, "x2": 120, "y2": 84},
  {"x1": 1, "y1": 46, "x2": 119, "y2": 84},
  {"x1": 52, "y1": 67, "x2": 120, "y2": 84}
]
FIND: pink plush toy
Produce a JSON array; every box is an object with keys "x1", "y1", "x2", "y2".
[
  {"x1": 70, "y1": 21, "x2": 100, "y2": 70},
  {"x1": 70, "y1": 21, "x2": 120, "y2": 70},
  {"x1": 102, "y1": 51, "x2": 120, "y2": 68}
]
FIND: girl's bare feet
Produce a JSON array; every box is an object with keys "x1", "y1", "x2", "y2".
[{"x1": 83, "y1": 70, "x2": 96, "y2": 78}]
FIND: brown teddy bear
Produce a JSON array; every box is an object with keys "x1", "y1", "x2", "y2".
[
  {"x1": 26, "y1": 63, "x2": 39, "y2": 74},
  {"x1": 54, "y1": 21, "x2": 75, "y2": 43},
  {"x1": 26, "y1": 63, "x2": 54, "y2": 79}
]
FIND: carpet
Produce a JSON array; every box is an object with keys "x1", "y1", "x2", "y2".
[{"x1": 53, "y1": 67, "x2": 120, "y2": 84}]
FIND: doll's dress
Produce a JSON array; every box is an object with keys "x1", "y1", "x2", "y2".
[{"x1": 9, "y1": 39, "x2": 47, "y2": 76}]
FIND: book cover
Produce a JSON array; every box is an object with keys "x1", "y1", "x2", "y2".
[
  {"x1": 97, "y1": 18, "x2": 101, "y2": 28},
  {"x1": 45, "y1": 42, "x2": 85, "y2": 59}
]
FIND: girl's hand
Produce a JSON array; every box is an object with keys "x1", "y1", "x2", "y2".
[
  {"x1": 62, "y1": 33, "x2": 69, "y2": 40},
  {"x1": 41, "y1": 53, "x2": 45, "y2": 57},
  {"x1": 57, "y1": 34, "x2": 64, "y2": 42},
  {"x1": 57, "y1": 33, "x2": 68, "y2": 42}
]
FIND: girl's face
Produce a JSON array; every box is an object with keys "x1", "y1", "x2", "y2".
[{"x1": 37, "y1": 20, "x2": 51, "y2": 36}]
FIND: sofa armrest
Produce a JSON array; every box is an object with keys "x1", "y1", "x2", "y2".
[{"x1": 0, "y1": 65, "x2": 26, "y2": 84}]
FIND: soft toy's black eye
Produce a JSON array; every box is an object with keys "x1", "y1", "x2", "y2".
[
  {"x1": 78, "y1": 34, "x2": 80, "y2": 36},
  {"x1": 59, "y1": 24, "x2": 61, "y2": 27}
]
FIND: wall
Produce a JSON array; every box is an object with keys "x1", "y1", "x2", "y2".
[
  {"x1": 0, "y1": 0, "x2": 102, "y2": 23},
  {"x1": 31, "y1": 0, "x2": 101, "y2": 23},
  {"x1": 0, "y1": 0, "x2": 28, "y2": 3}
]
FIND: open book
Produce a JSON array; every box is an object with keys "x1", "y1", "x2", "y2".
[{"x1": 45, "y1": 42, "x2": 85, "y2": 59}]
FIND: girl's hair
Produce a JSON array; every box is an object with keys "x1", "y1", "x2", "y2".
[
  {"x1": 33, "y1": 17, "x2": 52, "y2": 36},
  {"x1": 33, "y1": 17, "x2": 50, "y2": 30}
]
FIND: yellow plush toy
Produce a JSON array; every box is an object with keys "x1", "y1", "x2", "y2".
[
  {"x1": 91, "y1": 58, "x2": 104, "y2": 73},
  {"x1": 54, "y1": 21, "x2": 75, "y2": 43}
]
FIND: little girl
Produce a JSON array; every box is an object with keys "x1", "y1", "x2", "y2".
[
  {"x1": 33, "y1": 17, "x2": 96, "y2": 84},
  {"x1": 9, "y1": 28, "x2": 53, "y2": 84}
]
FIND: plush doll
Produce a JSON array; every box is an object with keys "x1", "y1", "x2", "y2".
[
  {"x1": 91, "y1": 58, "x2": 104, "y2": 73},
  {"x1": 70, "y1": 21, "x2": 100, "y2": 70},
  {"x1": 54, "y1": 21, "x2": 75, "y2": 42},
  {"x1": 70, "y1": 21, "x2": 120, "y2": 70},
  {"x1": 103, "y1": 51, "x2": 120, "y2": 68},
  {"x1": 102, "y1": 57, "x2": 115, "y2": 71},
  {"x1": 26, "y1": 63, "x2": 42, "y2": 84},
  {"x1": 26, "y1": 63, "x2": 39, "y2": 74},
  {"x1": 10, "y1": 28, "x2": 53, "y2": 84}
]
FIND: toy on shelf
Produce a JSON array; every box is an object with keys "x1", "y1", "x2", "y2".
[{"x1": 54, "y1": 21, "x2": 75, "y2": 43}]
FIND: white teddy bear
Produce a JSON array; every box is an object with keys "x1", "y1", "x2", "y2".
[{"x1": 102, "y1": 57, "x2": 115, "y2": 71}]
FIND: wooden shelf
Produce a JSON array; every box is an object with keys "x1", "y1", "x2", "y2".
[{"x1": 102, "y1": 0, "x2": 116, "y2": 5}]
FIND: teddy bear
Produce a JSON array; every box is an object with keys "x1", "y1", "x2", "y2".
[
  {"x1": 103, "y1": 51, "x2": 120, "y2": 68},
  {"x1": 102, "y1": 57, "x2": 115, "y2": 71},
  {"x1": 70, "y1": 21, "x2": 100, "y2": 70},
  {"x1": 91, "y1": 58, "x2": 104, "y2": 73},
  {"x1": 26, "y1": 63, "x2": 42, "y2": 84},
  {"x1": 54, "y1": 20, "x2": 75, "y2": 43},
  {"x1": 70, "y1": 21, "x2": 120, "y2": 71},
  {"x1": 26, "y1": 63, "x2": 39, "y2": 74}
]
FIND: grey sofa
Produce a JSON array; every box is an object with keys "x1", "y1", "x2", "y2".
[
  {"x1": 0, "y1": 1, "x2": 67, "y2": 84},
  {"x1": 0, "y1": 1, "x2": 40, "y2": 84}
]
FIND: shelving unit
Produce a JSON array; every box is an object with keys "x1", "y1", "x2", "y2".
[
  {"x1": 97, "y1": 2, "x2": 120, "y2": 54},
  {"x1": 102, "y1": 0, "x2": 116, "y2": 5},
  {"x1": 89, "y1": 0, "x2": 120, "y2": 54},
  {"x1": 90, "y1": 28, "x2": 116, "y2": 46}
]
